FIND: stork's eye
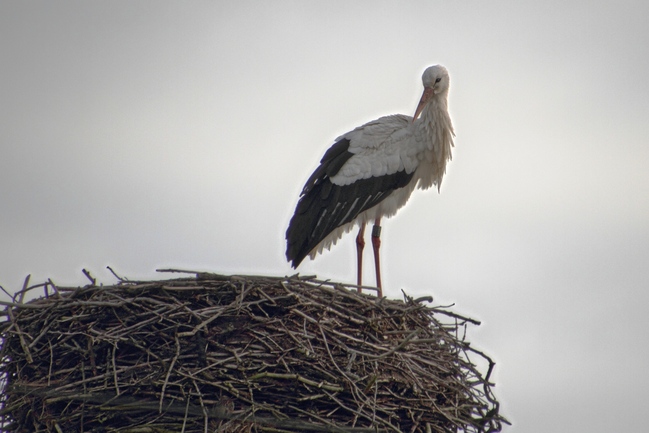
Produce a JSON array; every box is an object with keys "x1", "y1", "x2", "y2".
[{"x1": 435, "y1": 77, "x2": 441, "y2": 83}]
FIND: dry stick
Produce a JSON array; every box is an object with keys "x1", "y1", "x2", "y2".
[
  {"x1": 248, "y1": 371, "x2": 344, "y2": 393},
  {"x1": 105, "y1": 265, "x2": 126, "y2": 282},
  {"x1": 325, "y1": 328, "x2": 397, "y2": 358},
  {"x1": 318, "y1": 324, "x2": 372, "y2": 426},
  {"x1": 48, "y1": 340, "x2": 54, "y2": 387},
  {"x1": 176, "y1": 306, "x2": 228, "y2": 338},
  {"x1": 111, "y1": 344, "x2": 120, "y2": 395},
  {"x1": 47, "y1": 278, "x2": 61, "y2": 298},
  {"x1": 17, "y1": 274, "x2": 30, "y2": 304},
  {"x1": 81, "y1": 269, "x2": 96, "y2": 286},
  {"x1": 6, "y1": 305, "x2": 33, "y2": 364},
  {"x1": 191, "y1": 379, "x2": 209, "y2": 433},
  {"x1": 287, "y1": 404, "x2": 369, "y2": 433},
  {"x1": 430, "y1": 307, "x2": 482, "y2": 326},
  {"x1": 20, "y1": 282, "x2": 49, "y2": 299},
  {"x1": 309, "y1": 276, "x2": 379, "y2": 295},
  {"x1": 180, "y1": 394, "x2": 191, "y2": 433},
  {"x1": 322, "y1": 389, "x2": 400, "y2": 433},
  {"x1": 0, "y1": 299, "x2": 44, "y2": 311},
  {"x1": 370, "y1": 360, "x2": 380, "y2": 428},
  {"x1": 156, "y1": 267, "x2": 203, "y2": 275},
  {"x1": 160, "y1": 335, "x2": 181, "y2": 413},
  {"x1": 28, "y1": 319, "x2": 56, "y2": 349},
  {"x1": 0, "y1": 283, "x2": 12, "y2": 299},
  {"x1": 317, "y1": 324, "x2": 359, "y2": 388},
  {"x1": 80, "y1": 358, "x2": 87, "y2": 433},
  {"x1": 365, "y1": 330, "x2": 419, "y2": 360}
]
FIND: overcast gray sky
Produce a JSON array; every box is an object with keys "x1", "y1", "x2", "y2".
[{"x1": 2, "y1": 1, "x2": 648, "y2": 431}]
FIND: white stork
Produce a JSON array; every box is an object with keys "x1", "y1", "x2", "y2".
[{"x1": 285, "y1": 65, "x2": 455, "y2": 297}]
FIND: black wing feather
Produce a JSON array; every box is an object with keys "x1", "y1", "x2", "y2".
[
  {"x1": 301, "y1": 138, "x2": 352, "y2": 195},
  {"x1": 286, "y1": 138, "x2": 414, "y2": 267}
]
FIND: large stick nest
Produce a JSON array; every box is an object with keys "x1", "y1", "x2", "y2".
[{"x1": 0, "y1": 270, "x2": 508, "y2": 432}]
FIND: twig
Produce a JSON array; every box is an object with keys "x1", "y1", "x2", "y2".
[
  {"x1": 6, "y1": 305, "x2": 33, "y2": 364},
  {"x1": 16, "y1": 274, "x2": 30, "y2": 304},
  {"x1": 106, "y1": 265, "x2": 127, "y2": 282},
  {"x1": 156, "y1": 268, "x2": 204, "y2": 275},
  {"x1": 47, "y1": 278, "x2": 61, "y2": 299},
  {"x1": 82, "y1": 269, "x2": 96, "y2": 286},
  {"x1": 112, "y1": 344, "x2": 120, "y2": 395},
  {"x1": 160, "y1": 334, "x2": 181, "y2": 412}
]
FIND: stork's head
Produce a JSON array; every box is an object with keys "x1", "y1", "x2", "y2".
[
  {"x1": 422, "y1": 65, "x2": 450, "y2": 94},
  {"x1": 413, "y1": 65, "x2": 450, "y2": 121}
]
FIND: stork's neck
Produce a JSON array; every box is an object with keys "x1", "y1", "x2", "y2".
[
  {"x1": 419, "y1": 96, "x2": 452, "y2": 137},
  {"x1": 415, "y1": 95, "x2": 455, "y2": 190}
]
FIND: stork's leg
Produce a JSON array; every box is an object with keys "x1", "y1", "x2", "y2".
[
  {"x1": 355, "y1": 223, "x2": 366, "y2": 293},
  {"x1": 371, "y1": 218, "x2": 383, "y2": 297}
]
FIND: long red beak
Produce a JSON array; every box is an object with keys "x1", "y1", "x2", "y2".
[{"x1": 413, "y1": 87, "x2": 434, "y2": 122}]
